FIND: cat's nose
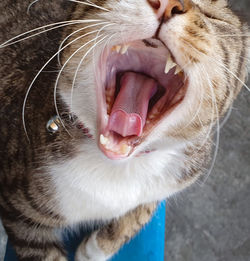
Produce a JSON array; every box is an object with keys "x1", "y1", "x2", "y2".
[{"x1": 147, "y1": 0, "x2": 189, "y2": 19}]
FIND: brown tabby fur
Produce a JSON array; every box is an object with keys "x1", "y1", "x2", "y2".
[{"x1": 0, "y1": 0, "x2": 249, "y2": 260}]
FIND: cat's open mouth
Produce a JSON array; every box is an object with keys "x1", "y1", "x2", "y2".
[{"x1": 96, "y1": 39, "x2": 187, "y2": 159}]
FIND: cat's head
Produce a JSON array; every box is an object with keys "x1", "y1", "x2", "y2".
[{"x1": 59, "y1": 0, "x2": 249, "y2": 160}]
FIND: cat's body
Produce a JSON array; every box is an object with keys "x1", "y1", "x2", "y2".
[{"x1": 0, "y1": 0, "x2": 249, "y2": 260}]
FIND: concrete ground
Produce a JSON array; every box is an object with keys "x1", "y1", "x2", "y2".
[{"x1": 165, "y1": 2, "x2": 250, "y2": 260}]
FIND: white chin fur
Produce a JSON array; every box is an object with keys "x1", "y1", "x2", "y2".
[{"x1": 49, "y1": 137, "x2": 191, "y2": 224}]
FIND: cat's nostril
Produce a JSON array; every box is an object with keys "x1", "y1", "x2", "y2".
[
  {"x1": 149, "y1": 0, "x2": 188, "y2": 20},
  {"x1": 164, "y1": 0, "x2": 184, "y2": 19},
  {"x1": 147, "y1": 0, "x2": 161, "y2": 10}
]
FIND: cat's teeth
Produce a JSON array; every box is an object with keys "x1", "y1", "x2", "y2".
[
  {"x1": 100, "y1": 134, "x2": 109, "y2": 145},
  {"x1": 121, "y1": 45, "x2": 129, "y2": 54},
  {"x1": 99, "y1": 134, "x2": 131, "y2": 155},
  {"x1": 111, "y1": 45, "x2": 121, "y2": 53},
  {"x1": 112, "y1": 44, "x2": 129, "y2": 54},
  {"x1": 148, "y1": 114, "x2": 156, "y2": 120},
  {"x1": 121, "y1": 144, "x2": 131, "y2": 155},
  {"x1": 174, "y1": 65, "x2": 182, "y2": 75},
  {"x1": 164, "y1": 56, "x2": 177, "y2": 74},
  {"x1": 115, "y1": 45, "x2": 122, "y2": 53}
]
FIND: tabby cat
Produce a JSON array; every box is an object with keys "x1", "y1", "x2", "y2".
[{"x1": 0, "y1": 0, "x2": 249, "y2": 260}]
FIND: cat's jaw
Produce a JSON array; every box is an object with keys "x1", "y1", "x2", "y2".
[
  {"x1": 48, "y1": 138, "x2": 197, "y2": 224},
  {"x1": 95, "y1": 39, "x2": 187, "y2": 160}
]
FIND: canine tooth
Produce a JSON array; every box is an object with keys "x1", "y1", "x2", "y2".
[
  {"x1": 121, "y1": 44, "x2": 129, "y2": 54},
  {"x1": 112, "y1": 45, "x2": 121, "y2": 53},
  {"x1": 175, "y1": 65, "x2": 182, "y2": 75},
  {"x1": 115, "y1": 45, "x2": 122, "y2": 53},
  {"x1": 164, "y1": 56, "x2": 177, "y2": 74},
  {"x1": 100, "y1": 134, "x2": 108, "y2": 145}
]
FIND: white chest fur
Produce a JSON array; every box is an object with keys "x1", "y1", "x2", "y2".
[{"x1": 49, "y1": 139, "x2": 187, "y2": 225}]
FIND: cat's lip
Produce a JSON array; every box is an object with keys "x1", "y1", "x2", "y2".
[{"x1": 96, "y1": 39, "x2": 187, "y2": 160}]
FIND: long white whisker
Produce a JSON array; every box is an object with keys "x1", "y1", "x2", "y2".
[
  {"x1": 93, "y1": 31, "x2": 116, "y2": 77},
  {"x1": 68, "y1": 36, "x2": 109, "y2": 124},
  {"x1": 22, "y1": 29, "x2": 99, "y2": 141},
  {"x1": 189, "y1": 63, "x2": 221, "y2": 186},
  {"x1": 217, "y1": 104, "x2": 233, "y2": 130},
  {"x1": 68, "y1": 0, "x2": 109, "y2": 12},
  {"x1": 182, "y1": 38, "x2": 250, "y2": 93},
  {"x1": 27, "y1": 0, "x2": 39, "y2": 14},
  {"x1": 212, "y1": 34, "x2": 250, "y2": 37},
  {"x1": 53, "y1": 33, "x2": 105, "y2": 134},
  {"x1": 198, "y1": 66, "x2": 217, "y2": 149},
  {"x1": 58, "y1": 21, "x2": 110, "y2": 67},
  {"x1": 201, "y1": 82, "x2": 220, "y2": 185},
  {"x1": 180, "y1": 63, "x2": 205, "y2": 130},
  {"x1": 215, "y1": 60, "x2": 250, "y2": 93},
  {"x1": 70, "y1": 24, "x2": 115, "y2": 109},
  {"x1": 0, "y1": 19, "x2": 102, "y2": 48}
]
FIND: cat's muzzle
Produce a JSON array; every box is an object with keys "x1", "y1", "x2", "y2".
[{"x1": 95, "y1": 38, "x2": 187, "y2": 159}]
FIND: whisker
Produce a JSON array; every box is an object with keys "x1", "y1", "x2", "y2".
[
  {"x1": 22, "y1": 29, "x2": 100, "y2": 141},
  {"x1": 182, "y1": 38, "x2": 250, "y2": 93},
  {"x1": 0, "y1": 19, "x2": 102, "y2": 48},
  {"x1": 27, "y1": 0, "x2": 39, "y2": 14},
  {"x1": 181, "y1": 39, "x2": 241, "y2": 146},
  {"x1": 92, "y1": 30, "x2": 116, "y2": 80},
  {"x1": 177, "y1": 41, "x2": 222, "y2": 182},
  {"x1": 70, "y1": 24, "x2": 115, "y2": 110},
  {"x1": 63, "y1": 35, "x2": 109, "y2": 130},
  {"x1": 211, "y1": 34, "x2": 250, "y2": 37},
  {"x1": 216, "y1": 61, "x2": 250, "y2": 92},
  {"x1": 52, "y1": 32, "x2": 105, "y2": 134},
  {"x1": 58, "y1": 21, "x2": 110, "y2": 67},
  {"x1": 201, "y1": 80, "x2": 220, "y2": 185},
  {"x1": 178, "y1": 62, "x2": 205, "y2": 130},
  {"x1": 217, "y1": 104, "x2": 233, "y2": 130},
  {"x1": 187, "y1": 64, "x2": 220, "y2": 185},
  {"x1": 68, "y1": 0, "x2": 109, "y2": 12},
  {"x1": 198, "y1": 65, "x2": 218, "y2": 147}
]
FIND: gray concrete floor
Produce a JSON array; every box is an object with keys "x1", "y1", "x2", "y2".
[
  {"x1": 165, "y1": 87, "x2": 250, "y2": 261},
  {"x1": 165, "y1": 1, "x2": 250, "y2": 259}
]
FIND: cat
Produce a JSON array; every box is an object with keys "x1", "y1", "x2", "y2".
[{"x1": 0, "y1": 0, "x2": 249, "y2": 260}]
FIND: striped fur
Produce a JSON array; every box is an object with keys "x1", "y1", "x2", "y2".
[{"x1": 0, "y1": 0, "x2": 249, "y2": 260}]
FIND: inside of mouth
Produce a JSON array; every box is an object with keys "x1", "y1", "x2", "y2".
[
  {"x1": 108, "y1": 72, "x2": 158, "y2": 137},
  {"x1": 99, "y1": 40, "x2": 186, "y2": 159}
]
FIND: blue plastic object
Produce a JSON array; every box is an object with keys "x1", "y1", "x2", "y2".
[
  {"x1": 111, "y1": 201, "x2": 166, "y2": 261},
  {"x1": 4, "y1": 201, "x2": 166, "y2": 261}
]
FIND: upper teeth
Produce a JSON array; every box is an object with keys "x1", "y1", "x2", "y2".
[
  {"x1": 112, "y1": 44, "x2": 129, "y2": 54},
  {"x1": 174, "y1": 64, "x2": 182, "y2": 75},
  {"x1": 115, "y1": 45, "x2": 121, "y2": 53},
  {"x1": 164, "y1": 55, "x2": 182, "y2": 75}
]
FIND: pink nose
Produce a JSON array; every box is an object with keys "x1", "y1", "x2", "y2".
[{"x1": 147, "y1": 0, "x2": 188, "y2": 19}]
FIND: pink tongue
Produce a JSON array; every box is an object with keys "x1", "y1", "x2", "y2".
[{"x1": 108, "y1": 72, "x2": 157, "y2": 137}]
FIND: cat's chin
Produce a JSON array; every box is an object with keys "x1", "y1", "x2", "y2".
[{"x1": 95, "y1": 39, "x2": 188, "y2": 160}]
